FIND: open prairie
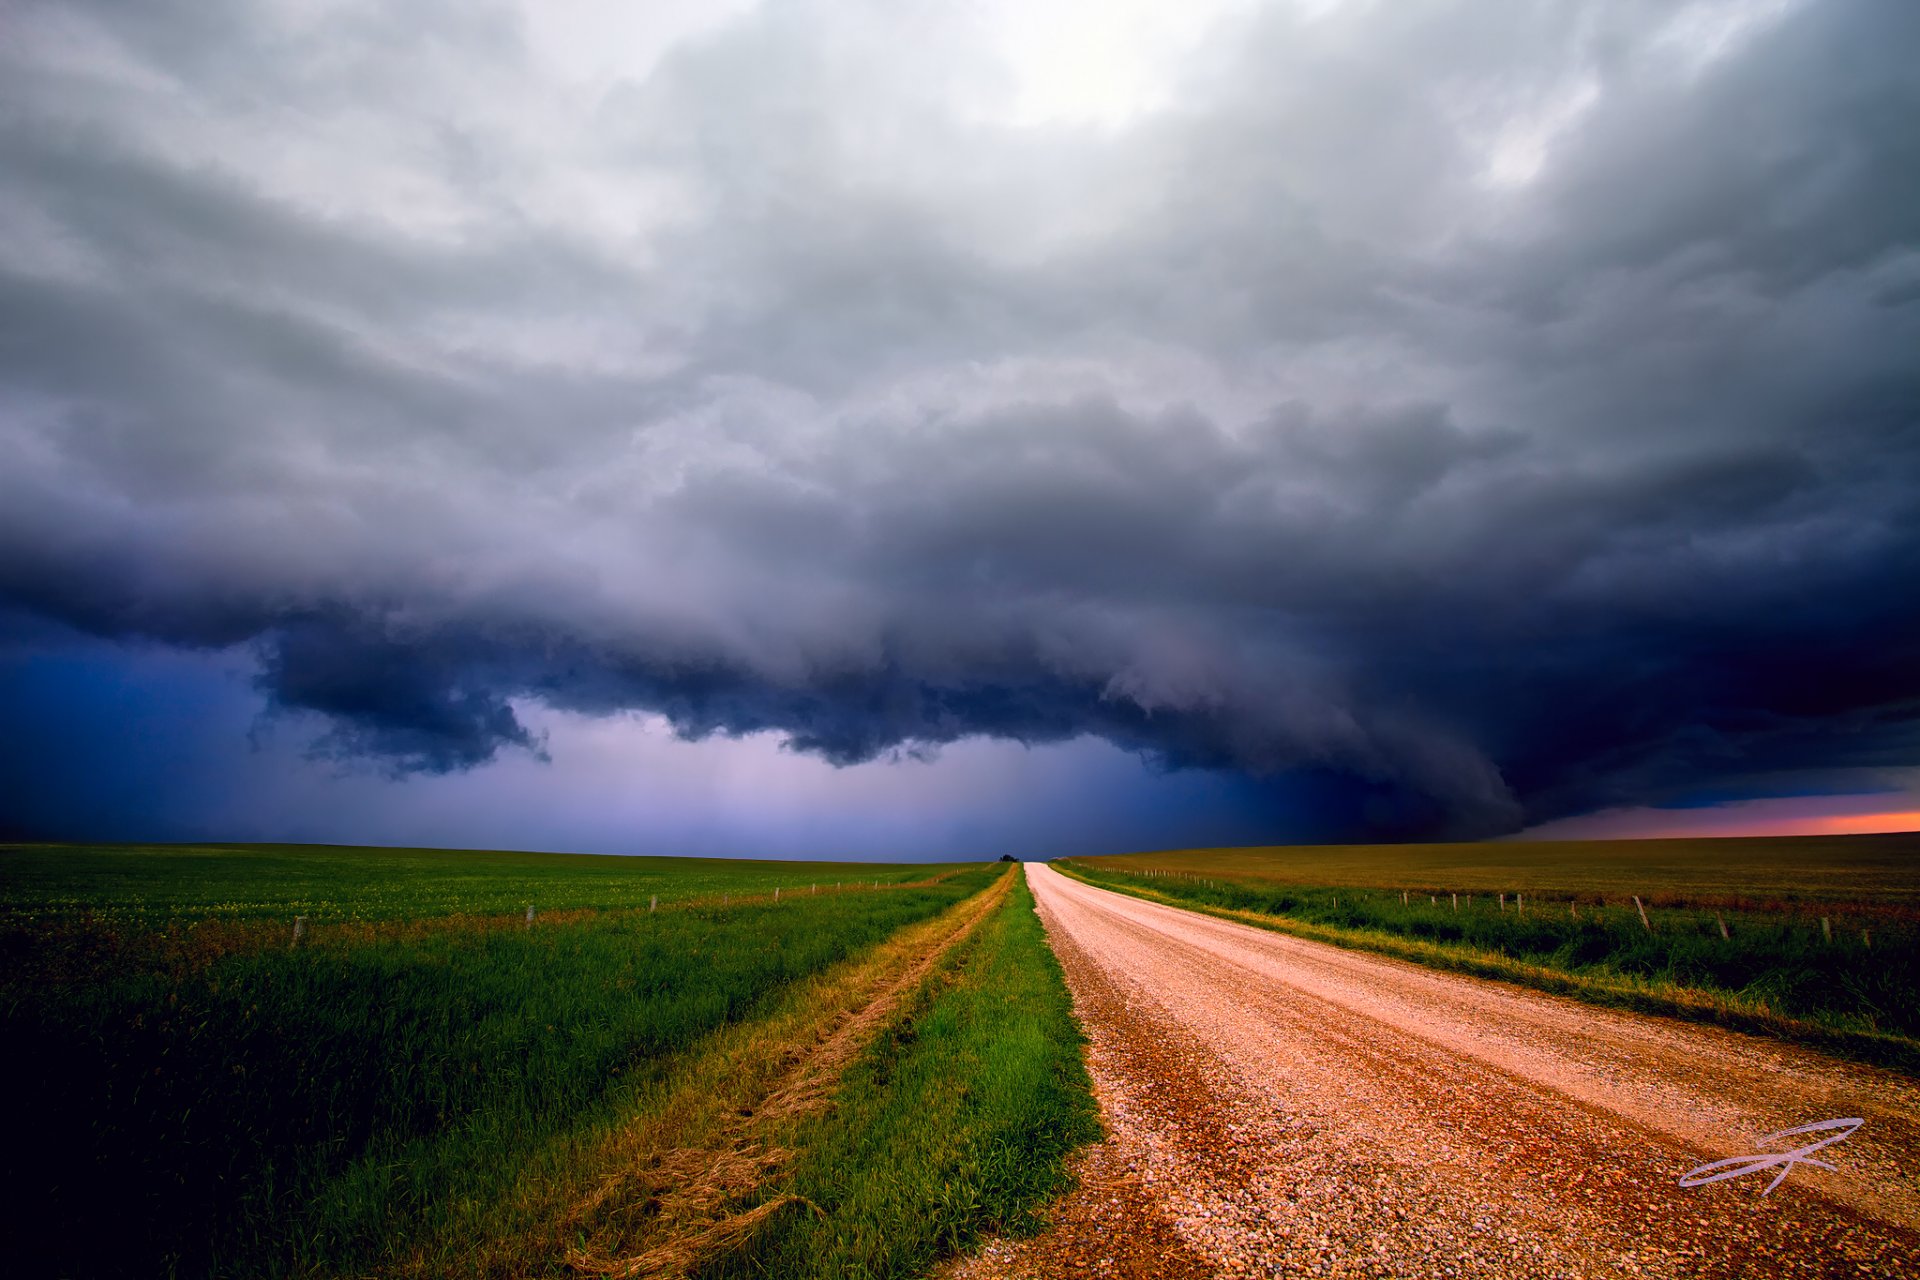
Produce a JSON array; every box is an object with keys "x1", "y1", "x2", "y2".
[
  {"x1": 0, "y1": 844, "x2": 1090, "y2": 1279},
  {"x1": 1068, "y1": 832, "x2": 1920, "y2": 908},
  {"x1": 1, "y1": 840, "x2": 957, "y2": 921},
  {"x1": 9, "y1": 839, "x2": 1920, "y2": 1280}
]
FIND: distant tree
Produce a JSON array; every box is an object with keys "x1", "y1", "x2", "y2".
[{"x1": 998, "y1": 853, "x2": 1017, "y2": 862}]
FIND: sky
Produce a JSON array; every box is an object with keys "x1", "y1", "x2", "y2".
[{"x1": 3, "y1": 0, "x2": 1919, "y2": 857}]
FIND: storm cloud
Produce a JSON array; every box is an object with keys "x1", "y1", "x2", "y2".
[{"x1": 3, "y1": 0, "x2": 1918, "y2": 841}]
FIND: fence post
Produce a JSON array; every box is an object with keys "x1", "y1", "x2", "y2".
[
  {"x1": 526, "y1": 903, "x2": 535, "y2": 928},
  {"x1": 1633, "y1": 896, "x2": 1651, "y2": 932},
  {"x1": 650, "y1": 894, "x2": 657, "y2": 913},
  {"x1": 1863, "y1": 928, "x2": 1872, "y2": 949},
  {"x1": 774, "y1": 886, "x2": 780, "y2": 901},
  {"x1": 1822, "y1": 916, "x2": 1832, "y2": 943},
  {"x1": 1517, "y1": 893, "x2": 1524, "y2": 916},
  {"x1": 1715, "y1": 912, "x2": 1728, "y2": 940},
  {"x1": 1499, "y1": 893, "x2": 1506, "y2": 913},
  {"x1": 292, "y1": 915, "x2": 307, "y2": 948},
  {"x1": 1452, "y1": 893, "x2": 1458, "y2": 912}
]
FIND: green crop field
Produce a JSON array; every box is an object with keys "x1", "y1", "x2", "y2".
[
  {"x1": 1061, "y1": 833, "x2": 1920, "y2": 1071},
  {"x1": 0, "y1": 843, "x2": 1083, "y2": 1279},
  {"x1": 0, "y1": 841, "x2": 951, "y2": 924}
]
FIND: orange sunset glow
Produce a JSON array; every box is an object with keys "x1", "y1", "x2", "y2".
[{"x1": 1521, "y1": 796, "x2": 1920, "y2": 842}]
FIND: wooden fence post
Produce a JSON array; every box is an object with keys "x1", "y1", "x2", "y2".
[
  {"x1": 1633, "y1": 896, "x2": 1651, "y2": 932},
  {"x1": 292, "y1": 915, "x2": 306, "y2": 948},
  {"x1": 1452, "y1": 893, "x2": 1458, "y2": 912},
  {"x1": 1715, "y1": 912, "x2": 1728, "y2": 939},
  {"x1": 1822, "y1": 916, "x2": 1832, "y2": 943},
  {"x1": 1499, "y1": 893, "x2": 1506, "y2": 913},
  {"x1": 650, "y1": 894, "x2": 657, "y2": 913}
]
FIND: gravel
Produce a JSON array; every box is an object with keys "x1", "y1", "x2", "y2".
[{"x1": 952, "y1": 864, "x2": 1920, "y2": 1279}]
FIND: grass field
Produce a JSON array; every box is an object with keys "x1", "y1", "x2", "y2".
[
  {"x1": 1060, "y1": 833, "x2": 1920, "y2": 1071},
  {"x1": 0, "y1": 841, "x2": 948, "y2": 923},
  {"x1": 1067, "y1": 833, "x2": 1920, "y2": 908},
  {"x1": 0, "y1": 843, "x2": 1091, "y2": 1279}
]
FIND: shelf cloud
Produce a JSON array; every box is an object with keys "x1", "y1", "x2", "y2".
[{"x1": 3, "y1": 0, "x2": 1918, "y2": 843}]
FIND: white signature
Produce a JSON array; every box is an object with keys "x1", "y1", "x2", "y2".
[{"x1": 1679, "y1": 1118, "x2": 1864, "y2": 1195}]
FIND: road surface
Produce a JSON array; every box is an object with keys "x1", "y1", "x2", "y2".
[{"x1": 968, "y1": 863, "x2": 1920, "y2": 1278}]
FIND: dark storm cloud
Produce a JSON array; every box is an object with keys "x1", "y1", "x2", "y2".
[{"x1": 3, "y1": 0, "x2": 1918, "y2": 839}]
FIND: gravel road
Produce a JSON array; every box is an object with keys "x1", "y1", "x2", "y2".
[{"x1": 960, "y1": 863, "x2": 1920, "y2": 1279}]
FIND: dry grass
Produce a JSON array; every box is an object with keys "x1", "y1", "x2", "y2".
[{"x1": 1078, "y1": 832, "x2": 1920, "y2": 913}]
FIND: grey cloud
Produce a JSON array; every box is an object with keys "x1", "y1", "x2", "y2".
[{"x1": 2, "y1": 0, "x2": 1918, "y2": 839}]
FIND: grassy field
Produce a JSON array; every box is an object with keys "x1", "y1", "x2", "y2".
[
  {"x1": 0, "y1": 841, "x2": 947, "y2": 923},
  {"x1": 1061, "y1": 833, "x2": 1920, "y2": 1071},
  {"x1": 0, "y1": 843, "x2": 1078, "y2": 1279},
  {"x1": 1068, "y1": 833, "x2": 1920, "y2": 908}
]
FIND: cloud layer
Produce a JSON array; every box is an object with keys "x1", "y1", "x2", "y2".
[{"x1": 4, "y1": 0, "x2": 1918, "y2": 840}]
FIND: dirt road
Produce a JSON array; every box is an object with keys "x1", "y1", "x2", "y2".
[{"x1": 967, "y1": 863, "x2": 1920, "y2": 1278}]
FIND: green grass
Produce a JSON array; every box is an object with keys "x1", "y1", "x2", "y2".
[
  {"x1": 1060, "y1": 837, "x2": 1920, "y2": 1072},
  {"x1": 0, "y1": 843, "x2": 999, "y2": 1279},
  {"x1": 698, "y1": 869, "x2": 1100, "y2": 1280},
  {"x1": 0, "y1": 841, "x2": 956, "y2": 923}
]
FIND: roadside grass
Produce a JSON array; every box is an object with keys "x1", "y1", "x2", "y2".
[
  {"x1": 0, "y1": 843, "x2": 1000, "y2": 1279},
  {"x1": 694, "y1": 867, "x2": 1101, "y2": 1280},
  {"x1": 1058, "y1": 849, "x2": 1920, "y2": 1074}
]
